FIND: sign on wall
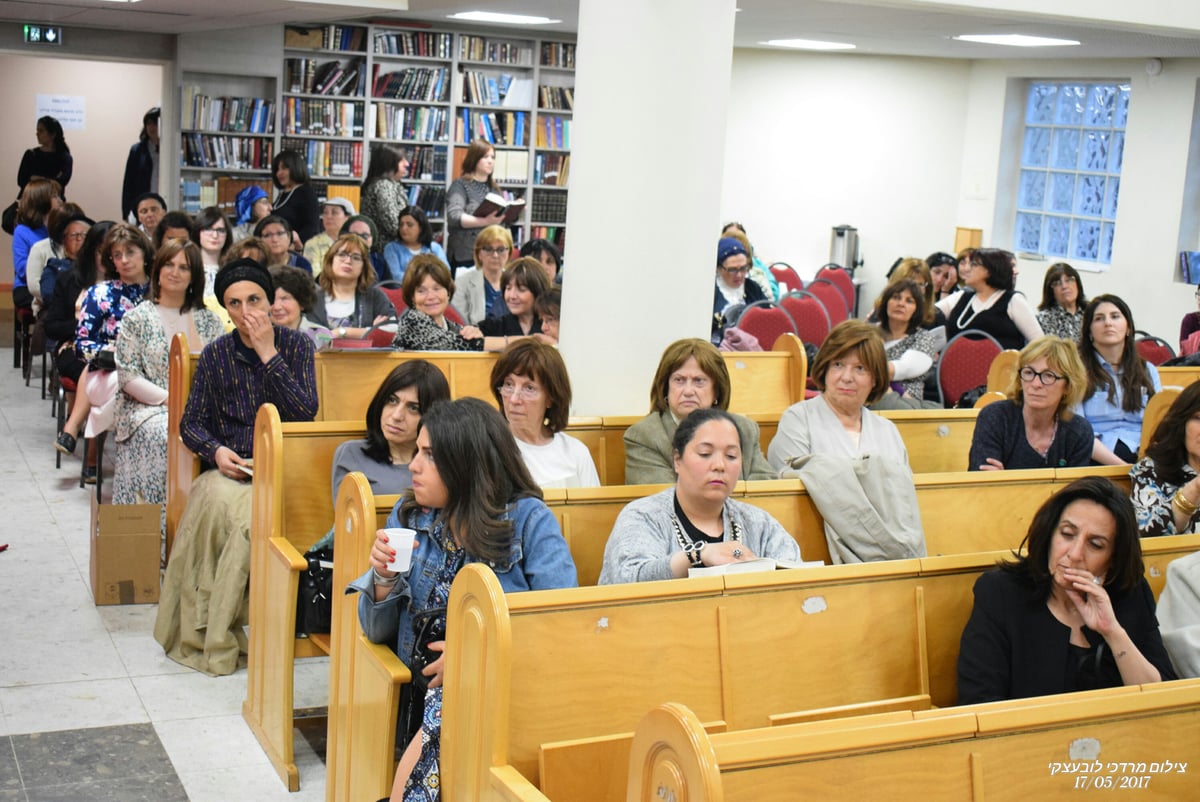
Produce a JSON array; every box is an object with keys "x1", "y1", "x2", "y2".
[
  {"x1": 23, "y1": 25, "x2": 62, "y2": 46},
  {"x1": 36, "y1": 94, "x2": 86, "y2": 130}
]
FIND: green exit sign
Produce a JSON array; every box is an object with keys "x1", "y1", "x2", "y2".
[{"x1": 24, "y1": 25, "x2": 63, "y2": 45}]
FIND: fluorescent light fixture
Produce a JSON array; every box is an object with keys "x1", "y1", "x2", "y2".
[
  {"x1": 98, "y1": 0, "x2": 142, "y2": 3},
  {"x1": 761, "y1": 38, "x2": 855, "y2": 51},
  {"x1": 448, "y1": 11, "x2": 560, "y2": 25},
  {"x1": 954, "y1": 34, "x2": 1080, "y2": 47}
]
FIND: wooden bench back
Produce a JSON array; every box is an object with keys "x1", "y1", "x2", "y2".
[
  {"x1": 1158, "y1": 366, "x2": 1200, "y2": 389},
  {"x1": 624, "y1": 679, "x2": 1200, "y2": 802}
]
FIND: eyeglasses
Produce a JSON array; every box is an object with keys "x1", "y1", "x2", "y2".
[
  {"x1": 1019, "y1": 367, "x2": 1065, "y2": 386},
  {"x1": 64, "y1": 231, "x2": 87, "y2": 241},
  {"x1": 670, "y1": 375, "x2": 711, "y2": 391},
  {"x1": 333, "y1": 252, "x2": 364, "y2": 264},
  {"x1": 480, "y1": 246, "x2": 509, "y2": 256},
  {"x1": 498, "y1": 381, "x2": 542, "y2": 400},
  {"x1": 202, "y1": 226, "x2": 227, "y2": 235},
  {"x1": 261, "y1": 229, "x2": 289, "y2": 240},
  {"x1": 720, "y1": 266, "x2": 749, "y2": 276},
  {"x1": 1050, "y1": 277, "x2": 1076, "y2": 288}
]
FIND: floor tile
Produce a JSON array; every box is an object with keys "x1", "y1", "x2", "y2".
[
  {"x1": 153, "y1": 714, "x2": 269, "y2": 772},
  {"x1": 109, "y1": 633, "x2": 191, "y2": 679},
  {"x1": 0, "y1": 739, "x2": 19, "y2": 793},
  {"x1": 0, "y1": 680, "x2": 147, "y2": 735},
  {"x1": 177, "y1": 762, "x2": 326, "y2": 802},
  {"x1": 0, "y1": 636, "x2": 127, "y2": 688},
  {"x1": 23, "y1": 774, "x2": 186, "y2": 802},
  {"x1": 13, "y1": 723, "x2": 173, "y2": 789},
  {"x1": 132, "y1": 671, "x2": 248, "y2": 722}
]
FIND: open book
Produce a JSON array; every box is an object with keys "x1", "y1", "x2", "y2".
[
  {"x1": 688, "y1": 557, "x2": 825, "y2": 577},
  {"x1": 474, "y1": 193, "x2": 526, "y2": 225}
]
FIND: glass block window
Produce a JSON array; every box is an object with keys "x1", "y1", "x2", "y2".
[{"x1": 1015, "y1": 81, "x2": 1130, "y2": 265}]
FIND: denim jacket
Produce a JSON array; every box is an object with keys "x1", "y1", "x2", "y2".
[{"x1": 347, "y1": 495, "x2": 577, "y2": 664}]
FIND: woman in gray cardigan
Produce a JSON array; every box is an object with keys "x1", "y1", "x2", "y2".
[
  {"x1": 601, "y1": 408, "x2": 801, "y2": 584},
  {"x1": 623, "y1": 338, "x2": 775, "y2": 484}
]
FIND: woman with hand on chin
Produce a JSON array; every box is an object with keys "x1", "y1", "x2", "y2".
[
  {"x1": 969, "y1": 336, "x2": 1093, "y2": 471},
  {"x1": 350, "y1": 398, "x2": 577, "y2": 800},
  {"x1": 624, "y1": 338, "x2": 775, "y2": 484},
  {"x1": 155, "y1": 258, "x2": 317, "y2": 676},
  {"x1": 957, "y1": 477, "x2": 1175, "y2": 704},
  {"x1": 490, "y1": 339, "x2": 598, "y2": 488},
  {"x1": 601, "y1": 408, "x2": 801, "y2": 584}
]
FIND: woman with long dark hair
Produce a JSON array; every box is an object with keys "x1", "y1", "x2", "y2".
[
  {"x1": 1077, "y1": 294, "x2": 1160, "y2": 464},
  {"x1": 18, "y1": 115, "x2": 72, "y2": 195},
  {"x1": 1131, "y1": 382, "x2": 1200, "y2": 536},
  {"x1": 444, "y1": 140, "x2": 506, "y2": 273},
  {"x1": 360, "y1": 144, "x2": 410, "y2": 243},
  {"x1": 350, "y1": 398, "x2": 577, "y2": 800},
  {"x1": 270, "y1": 149, "x2": 320, "y2": 243}
]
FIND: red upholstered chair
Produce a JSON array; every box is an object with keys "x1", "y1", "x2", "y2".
[
  {"x1": 366, "y1": 327, "x2": 396, "y2": 348},
  {"x1": 1134, "y1": 331, "x2": 1175, "y2": 366},
  {"x1": 379, "y1": 286, "x2": 407, "y2": 316},
  {"x1": 815, "y1": 264, "x2": 855, "y2": 312},
  {"x1": 805, "y1": 278, "x2": 849, "y2": 325},
  {"x1": 780, "y1": 291, "x2": 831, "y2": 350},
  {"x1": 768, "y1": 262, "x2": 804, "y2": 295},
  {"x1": 444, "y1": 305, "x2": 464, "y2": 326},
  {"x1": 734, "y1": 301, "x2": 797, "y2": 350},
  {"x1": 936, "y1": 330, "x2": 1003, "y2": 408}
]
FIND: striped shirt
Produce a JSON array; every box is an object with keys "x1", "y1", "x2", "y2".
[{"x1": 181, "y1": 326, "x2": 318, "y2": 463}]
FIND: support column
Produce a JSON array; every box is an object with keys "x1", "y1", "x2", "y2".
[{"x1": 558, "y1": 0, "x2": 737, "y2": 415}]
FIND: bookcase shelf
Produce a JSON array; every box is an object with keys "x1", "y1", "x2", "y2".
[{"x1": 179, "y1": 23, "x2": 574, "y2": 251}]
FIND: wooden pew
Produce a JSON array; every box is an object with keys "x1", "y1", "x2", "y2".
[
  {"x1": 1140, "y1": 385, "x2": 1181, "y2": 458},
  {"x1": 1158, "y1": 366, "x2": 1200, "y2": 389},
  {"x1": 877, "y1": 407, "x2": 977, "y2": 474},
  {"x1": 624, "y1": 679, "x2": 1200, "y2": 802}
]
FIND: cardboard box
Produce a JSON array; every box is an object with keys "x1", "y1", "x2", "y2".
[
  {"x1": 90, "y1": 498, "x2": 161, "y2": 605},
  {"x1": 284, "y1": 26, "x2": 323, "y2": 49}
]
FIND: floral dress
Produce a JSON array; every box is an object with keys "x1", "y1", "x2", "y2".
[
  {"x1": 1131, "y1": 457, "x2": 1200, "y2": 537},
  {"x1": 75, "y1": 279, "x2": 148, "y2": 361},
  {"x1": 402, "y1": 519, "x2": 464, "y2": 802}
]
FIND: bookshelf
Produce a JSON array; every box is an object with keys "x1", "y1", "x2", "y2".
[
  {"x1": 180, "y1": 23, "x2": 575, "y2": 250},
  {"x1": 179, "y1": 72, "x2": 277, "y2": 215}
]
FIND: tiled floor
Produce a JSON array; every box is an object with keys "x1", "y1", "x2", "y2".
[{"x1": 0, "y1": 361, "x2": 330, "y2": 801}]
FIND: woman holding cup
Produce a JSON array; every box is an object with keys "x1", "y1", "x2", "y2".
[{"x1": 348, "y1": 397, "x2": 577, "y2": 800}]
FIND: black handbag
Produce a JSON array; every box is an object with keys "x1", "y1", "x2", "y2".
[
  {"x1": 295, "y1": 545, "x2": 334, "y2": 635},
  {"x1": 2, "y1": 200, "x2": 18, "y2": 236},
  {"x1": 91, "y1": 349, "x2": 117, "y2": 372},
  {"x1": 396, "y1": 605, "x2": 446, "y2": 749}
]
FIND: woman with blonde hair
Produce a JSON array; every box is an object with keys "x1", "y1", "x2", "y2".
[
  {"x1": 968, "y1": 336, "x2": 1093, "y2": 470},
  {"x1": 451, "y1": 223, "x2": 512, "y2": 325}
]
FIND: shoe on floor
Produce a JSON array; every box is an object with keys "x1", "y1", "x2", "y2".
[
  {"x1": 55, "y1": 431, "x2": 77, "y2": 455},
  {"x1": 83, "y1": 466, "x2": 97, "y2": 484}
]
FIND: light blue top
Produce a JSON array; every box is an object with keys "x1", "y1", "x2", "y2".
[
  {"x1": 348, "y1": 495, "x2": 577, "y2": 662},
  {"x1": 382, "y1": 240, "x2": 448, "y2": 283},
  {"x1": 1075, "y1": 355, "x2": 1162, "y2": 452}
]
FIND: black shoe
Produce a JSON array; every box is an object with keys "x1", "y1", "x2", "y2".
[
  {"x1": 55, "y1": 431, "x2": 77, "y2": 455},
  {"x1": 83, "y1": 466, "x2": 97, "y2": 484}
]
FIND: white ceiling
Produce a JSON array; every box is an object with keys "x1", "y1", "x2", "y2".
[{"x1": 3, "y1": 0, "x2": 1200, "y2": 58}]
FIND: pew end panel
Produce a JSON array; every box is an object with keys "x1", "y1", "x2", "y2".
[
  {"x1": 166, "y1": 332, "x2": 200, "y2": 557},
  {"x1": 1142, "y1": 533, "x2": 1200, "y2": 599},
  {"x1": 1140, "y1": 385, "x2": 1182, "y2": 459},
  {"x1": 627, "y1": 703, "x2": 723, "y2": 802}
]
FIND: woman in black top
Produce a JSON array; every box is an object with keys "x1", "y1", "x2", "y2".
[
  {"x1": 935, "y1": 248, "x2": 1043, "y2": 350},
  {"x1": 18, "y1": 116, "x2": 73, "y2": 196},
  {"x1": 479, "y1": 258, "x2": 549, "y2": 338},
  {"x1": 270, "y1": 150, "x2": 321, "y2": 244}
]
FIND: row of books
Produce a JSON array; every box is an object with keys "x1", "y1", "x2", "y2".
[
  {"x1": 454, "y1": 110, "x2": 528, "y2": 147},
  {"x1": 530, "y1": 190, "x2": 568, "y2": 224},
  {"x1": 181, "y1": 134, "x2": 273, "y2": 171},
  {"x1": 181, "y1": 89, "x2": 275, "y2": 134},
  {"x1": 528, "y1": 225, "x2": 566, "y2": 251},
  {"x1": 372, "y1": 65, "x2": 450, "y2": 103},
  {"x1": 409, "y1": 146, "x2": 448, "y2": 183},
  {"x1": 540, "y1": 42, "x2": 576, "y2": 69},
  {"x1": 407, "y1": 185, "x2": 447, "y2": 219},
  {"x1": 373, "y1": 30, "x2": 452, "y2": 59},
  {"x1": 281, "y1": 137, "x2": 363, "y2": 178},
  {"x1": 372, "y1": 103, "x2": 449, "y2": 142},
  {"x1": 535, "y1": 116, "x2": 571, "y2": 150},
  {"x1": 283, "y1": 98, "x2": 365, "y2": 138},
  {"x1": 461, "y1": 71, "x2": 525, "y2": 108},
  {"x1": 533, "y1": 153, "x2": 569, "y2": 187},
  {"x1": 458, "y1": 35, "x2": 532, "y2": 66},
  {"x1": 538, "y1": 85, "x2": 574, "y2": 111},
  {"x1": 180, "y1": 176, "x2": 269, "y2": 216},
  {"x1": 490, "y1": 150, "x2": 530, "y2": 184},
  {"x1": 322, "y1": 25, "x2": 366, "y2": 52},
  {"x1": 285, "y1": 58, "x2": 366, "y2": 97}
]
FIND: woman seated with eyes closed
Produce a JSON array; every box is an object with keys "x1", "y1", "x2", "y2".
[
  {"x1": 600, "y1": 408, "x2": 801, "y2": 584},
  {"x1": 624, "y1": 338, "x2": 775, "y2": 485},
  {"x1": 969, "y1": 336, "x2": 1093, "y2": 471},
  {"x1": 957, "y1": 477, "x2": 1175, "y2": 705}
]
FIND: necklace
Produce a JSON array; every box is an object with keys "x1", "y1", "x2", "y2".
[
  {"x1": 670, "y1": 505, "x2": 742, "y2": 553},
  {"x1": 274, "y1": 186, "x2": 297, "y2": 209}
]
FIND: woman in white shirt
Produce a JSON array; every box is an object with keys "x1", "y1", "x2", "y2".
[
  {"x1": 935, "y1": 247, "x2": 1042, "y2": 351},
  {"x1": 489, "y1": 339, "x2": 599, "y2": 489}
]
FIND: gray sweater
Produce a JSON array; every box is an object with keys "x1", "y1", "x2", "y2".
[
  {"x1": 598, "y1": 488, "x2": 802, "y2": 584},
  {"x1": 444, "y1": 177, "x2": 493, "y2": 263}
]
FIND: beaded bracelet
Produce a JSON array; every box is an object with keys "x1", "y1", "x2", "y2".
[{"x1": 686, "y1": 541, "x2": 706, "y2": 567}]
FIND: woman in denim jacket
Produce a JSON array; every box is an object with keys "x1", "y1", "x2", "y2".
[{"x1": 348, "y1": 397, "x2": 577, "y2": 801}]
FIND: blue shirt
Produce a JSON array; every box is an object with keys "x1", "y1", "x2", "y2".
[
  {"x1": 1075, "y1": 355, "x2": 1161, "y2": 452},
  {"x1": 382, "y1": 240, "x2": 447, "y2": 283},
  {"x1": 350, "y1": 495, "x2": 577, "y2": 664}
]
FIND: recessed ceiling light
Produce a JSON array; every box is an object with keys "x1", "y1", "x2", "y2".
[
  {"x1": 954, "y1": 34, "x2": 1080, "y2": 47},
  {"x1": 448, "y1": 11, "x2": 560, "y2": 25},
  {"x1": 761, "y1": 38, "x2": 855, "y2": 51}
]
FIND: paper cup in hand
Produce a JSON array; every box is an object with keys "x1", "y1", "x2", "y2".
[{"x1": 384, "y1": 528, "x2": 416, "y2": 573}]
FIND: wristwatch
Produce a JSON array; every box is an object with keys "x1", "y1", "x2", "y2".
[{"x1": 336, "y1": 326, "x2": 347, "y2": 338}]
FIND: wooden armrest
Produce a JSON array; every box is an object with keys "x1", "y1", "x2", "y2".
[
  {"x1": 267, "y1": 536, "x2": 308, "y2": 571},
  {"x1": 488, "y1": 766, "x2": 552, "y2": 801},
  {"x1": 361, "y1": 635, "x2": 411, "y2": 684}
]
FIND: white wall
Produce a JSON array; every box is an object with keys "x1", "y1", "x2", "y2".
[
  {"x1": 0, "y1": 53, "x2": 163, "y2": 284},
  {"x1": 724, "y1": 47, "x2": 1200, "y2": 342},
  {"x1": 723, "y1": 49, "x2": 972, "y2": 311}
]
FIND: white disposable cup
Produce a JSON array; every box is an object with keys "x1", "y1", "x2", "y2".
[{"x1": 383, "y1": 527, "x2": 416, "y2": 573}]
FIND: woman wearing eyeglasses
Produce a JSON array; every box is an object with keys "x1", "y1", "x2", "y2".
[
  {"x1": 490, "y1": 339, "x2": 599, "y2": 489},
  {"x1": 1036, "y1": 262, "x2": 1088, "y2": 342},
  {"x1": 190, "y1": 206, "x2": 232, "y2": 298},
  {"x1": 625, "y1": 338, "x2": 775, "y2": 484},
  {"x1": 712, "y1": 237, "x2": 765, "y2": 345},
  {"x1": 451, "y1": 224, "x2": 512, "y2": 325},
  {"x1": 969, "y1": 336, "x2": 1093, "y2": 471},
  {"x1": 307, "y1": 234, "x2": 394, "y2": 339}
]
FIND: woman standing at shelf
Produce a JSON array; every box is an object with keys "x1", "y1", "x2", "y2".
[
  {"x1": 383, "y1": 207, "x2": 447, "y2": 282},
  {"x1": 444, "y1": 140, "x2": 505, "y2": 274},
  {"x1": 270, "y1": 150, "x2": 320, "y2": 243},
  {"x1": 360, "y1": 144, "x2": 410, "y2": 244}
]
